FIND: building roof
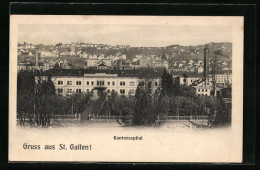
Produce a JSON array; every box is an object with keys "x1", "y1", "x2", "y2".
[
  {"x1": 37, "y1": 68, "x2": 162, "y2": 78},
  {"x1": 174, "y1": 73, "x2": 204, "y2": 78},
  {"x1": 97, "y1": 63, "x2": 107, "y2": 67}
]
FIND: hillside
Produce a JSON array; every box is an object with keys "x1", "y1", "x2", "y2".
[{"x1": 18, "y1": 42, "x2": 232, "y2": 67}]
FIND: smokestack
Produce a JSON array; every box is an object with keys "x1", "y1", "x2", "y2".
[{"x1": 203, "y1": 45, "x2": 209, "y2": 87}]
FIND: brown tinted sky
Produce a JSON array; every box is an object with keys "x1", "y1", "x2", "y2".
[{"x1": 18, "y1": 24, "x2": 232, "y2": 47}]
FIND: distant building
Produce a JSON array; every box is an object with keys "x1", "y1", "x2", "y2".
[
  {"x1": 96, "y1": 63, "x2": 108, "y2": 70},
  {"x1": 197, "y1": 66, "x2": 204, "y2": 73},
  {"x1": 192, "y1": 80, "x2": 222, "y2": 97},
  {"x1": 131, "y1": 61, "x2": 141, "y2": 69},
  {"x1": 43, "y1": 62, "x2": 50, "y2": 71},
  {"x1": 18, "y1": 62, "x2": 35, "y2": 72},
  {"x1": 86, "y1": 59, "x2": 100, "y2": 67},
  {"x1": 150, "y1": 60, "x2": 169, "y2": 70},
  {"x1": 215, "y1": 73, "x2": 232, "y2": 86},
  {"x1": 178, "y1": 74, "x2": 203, "y2": 86},
  {"x1": 192, "y1": 45, "x2": 223, "y2": 97}
]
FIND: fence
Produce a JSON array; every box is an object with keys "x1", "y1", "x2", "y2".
[
  {"x1": 17, "y1": 114, "x2": 208, "y2": 122},
  {"x1": 52, "y1": 114, "x2": 78, "y2": 120},
  {"x1": 17, "y1": 114, "x2": 80, "y2": 121},
  {"x1": 90, "y1": 115, "x2": 208, "y2": 121},
  {"x1": 160, "y1": 115, "x2": 208, "y2": 121},
  {"x1": 91, "y1": 115, "x2": 124, "y2": 120}
]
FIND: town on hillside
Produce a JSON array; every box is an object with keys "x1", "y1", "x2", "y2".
[
  {"x1": 17, "y1": 41, "x2": 232, "y2": 128},
  {"x1": 18, "y1": 41, "x2": 232, "y2": 72}
]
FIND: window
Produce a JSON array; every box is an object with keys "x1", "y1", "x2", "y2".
[
  {"x1": 76, "y1": 89, "x2": 81, "y2": 93},
  {"x1": 198, "y1": 89, "x2": 200, "y2": 92},
  {"x1": 107, "y1": 89, "x2": 110, "y2": 93},
  {"x1": 76, "y1": 81, "x2": 82, "y2": 85},
  {"x1": 205, "y1": 94, "x2": 207, "y2": 96},
  {"x1": 57, "y1": 89, "x2": 63, "y2": 96},
  {"x1": 97, "y1": 80, "x2": 104, "y2": 86},
  {"x1": 129, "y1": 82, "x2": 135, "y2": 86},
  {"x1": 67, "y1": 81, "x2": 72, "y2": 85},
  {"x1": 128, "y1": 89, "x2": 135, "y2": 95},
  {"x1": 107, "y1": 82, "x2": 110, "y2": 86},
  {"x1": 86, "y1": 89, "x2": 89, "y2": 93},
  {"x1": 58, "y1": 81, "x2": 63, "y2": 85},
  {"x1": 112, "y1": 89, "x2": 115, "y2": 93},
  {"x1": 86, "y1": 81, "x2": 89, "y2": 85},
  {"x1": 66, "y1": 94, "x2": 71, "y2": 97},
  {"x1": 120, "y1": 89, "x2": 125, "y2": 94},
  {"x1": 91, "y1": 81, "x2": 94, "y2": 86},
  {"x1": 155, "y1": 82, "x2": 158, "y2": 86},
  {"x1": 120, "y1": 81, "x2": 125, "y2": 86},
  {"x1": 67, "y1": 89, "x2": 72, "y2": 93},
  {"x1": 112, "y1": 81, "x2": 115, "y2": 86},
  {"x1": 139, "y1": 81, "x2": 144, "y2": 86},
  {"x1": 205, "y1": 89, "x2": 207, "y2": 92},
  {"x1": 202, "y1": 89, "x2": 204, "y2": 92},
  {"x1": 183, "y1": 79, "x2": 186, "y2": 83}
]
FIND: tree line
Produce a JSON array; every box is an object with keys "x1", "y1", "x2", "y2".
[
  {"x1": 17, "y1": 69, "x2": 231, "y2": 128},
  {"x1": 101, "y1": 69, "x2": 231, "y2": 127}
]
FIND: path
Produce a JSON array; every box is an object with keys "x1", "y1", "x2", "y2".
[{"x1": 81, "y1": 100, "x2": 95, "y2": 121}]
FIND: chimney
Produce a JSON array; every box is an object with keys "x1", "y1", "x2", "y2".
[{"x1": 203, "y1": 45, "x2": 209, "y2": 87}]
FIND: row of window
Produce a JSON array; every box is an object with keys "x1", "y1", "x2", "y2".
[
  {"x1": 57, "y1": 80, "x2": 138, "y2": 86},
  {"x1": 183, "y1": 79, "x2": 192, "y2": 83},
  {"x1": 57, "y1": 88, "x2": 135, "y2": 95},
  {"x1": 217, "y1": 78, "x2": 227, "y2": 82},
  {"x1": 216, "y1": 75, "x2": 227, "y2": 78},
  {"x1": 198, "y1": 89, "x2": 208, "y2": 92},
  {"x1": 198, "y1": 94, "x2": 208, "y2": 96}
]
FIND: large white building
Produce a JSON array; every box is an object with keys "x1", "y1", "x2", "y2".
[{"x1": 36, "y1": 69, "x2": 161, "y2": 98}]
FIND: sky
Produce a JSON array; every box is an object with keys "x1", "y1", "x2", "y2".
[{"x1": 18, "y1": 24, "x2": 232, "y2": 47}]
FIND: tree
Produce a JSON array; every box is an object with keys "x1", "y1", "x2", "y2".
[
  {"x1": 34, "y1": 73, "x2": 56, "y2": 127},
  {"x1": 132, "y1": 81, "x2": 158, "y2": 126},
  {"x1": 53, "y1": 62, "x2": 60, "y2": 69},
  {"x1": 210, "y1": 98, "x2": 231, "y2": 127},
  {"x1": 107, "y1": 91, "x2": 118, "y2": 115},
  {"x1": 71, "y1": 93, "x2": 89, "y2": 115},
  {"x1": 161, "y1": 69, "x2": 179, "y2": 96},
  {"x1": 161, "y1": 69, "x2": 172, "y2": 95},
  {"x1": 17, "y1": 70, "x2": 36, "y2": 125}
]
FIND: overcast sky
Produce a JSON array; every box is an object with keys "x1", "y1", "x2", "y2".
[{"x1": 18, "y1": 24, "x2": 232, "y2": 47}]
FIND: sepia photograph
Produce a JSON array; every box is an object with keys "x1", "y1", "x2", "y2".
[{"x1": 9, "y1": 15, "x2": 243, "y2": 162}]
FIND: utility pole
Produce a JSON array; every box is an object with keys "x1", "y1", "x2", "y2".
[
  {"x1": 72, "y1": 98, "x2": 74, "y2": 115},
  {"x1": 213, "y1": 54, "x2": 217, "y2": 98}
]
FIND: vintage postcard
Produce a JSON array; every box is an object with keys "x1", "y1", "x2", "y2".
[{"x1": 9, "y1": 15, "x2": 243, "y2": 162}]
